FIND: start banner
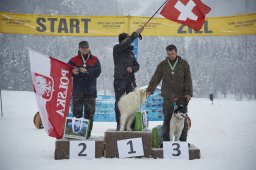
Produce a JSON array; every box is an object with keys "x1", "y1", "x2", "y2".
[{"x1": 0, "y1": 12, "x2": 256, "y2": 37}]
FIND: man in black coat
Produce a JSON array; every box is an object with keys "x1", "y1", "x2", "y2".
[{"x1": 113, "y1": 27, "x2": 144, "y2": 130}]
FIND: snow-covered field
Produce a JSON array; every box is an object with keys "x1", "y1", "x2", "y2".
[{"x1": 0, "y1": 90, "x2": 256, "y2": 170}]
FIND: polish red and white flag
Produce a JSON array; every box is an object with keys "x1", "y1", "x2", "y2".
[
  {"x1": 29, "y1": 49, "x2": 73, "y2": 139},
  {"x1": 160, "y1": 0, "x2": 211, "y2": 31}
]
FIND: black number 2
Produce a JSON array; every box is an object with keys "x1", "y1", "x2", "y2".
[
  {"x1": 127, "y1": 140, "x2": 136, "y2": 154},
  {"x1": 172, "y1": 143, "x2": 181, "y2": 156},
  {"x1": 78, "y1": 143, "x2": 87, "y2": 156}
]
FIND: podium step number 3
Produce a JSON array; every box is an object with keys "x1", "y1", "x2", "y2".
[
  {"x1": 117, "y1": 137, "x2": 144, "y2": 158},
  {"x1": 163, "y1": 141, "x2": 189, "y2": 159},
  {"x1": 69, "y1": 141, "x2": 96, "y2": 159}
]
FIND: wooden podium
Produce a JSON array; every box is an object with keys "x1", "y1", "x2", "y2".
[
  {"x1": 55, "y1": 136, "x2": 105, "y2": 160},
  {"x1": 104, "y1": 129, "x2": 152, "y2": 158},
  {"x1": 54, "y1": 130, "x2": 200, "y2": 160},
  {"x1": 151, "y1": 144, "x2": 201, "y2": 160}
]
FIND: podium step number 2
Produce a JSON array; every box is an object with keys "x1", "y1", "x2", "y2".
[
  {"x1": 163, "y1": 141, "x2": 189, "y2": 159},
  {"x1": 117, "y1": 137, "x2": 144, "y2": 158},
  {"x1": 69, "y1": 141, "x2": 96, "y2": 159}
]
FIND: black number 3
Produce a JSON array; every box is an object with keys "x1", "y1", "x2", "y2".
[
  {"x1": 78, "y1": 143, "x2": 87, "y2": 156},
  {"x1": 172, "y1": 143, "x2": 181, "y2": 156}
]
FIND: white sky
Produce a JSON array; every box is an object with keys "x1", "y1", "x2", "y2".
[{"x1": 116, "y1": 0, "x2": 256, "y2": 17}]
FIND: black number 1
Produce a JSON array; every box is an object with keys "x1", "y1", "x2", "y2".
[
  {"x1": 78, "y1": 143, "x2": 87, "y2": 156},
  {"x1": 172, "y1": 143, "x2": 181, "y2": 156},
  {"x1": 127, "y1": 140, "x2": 136, "y2": 154}
]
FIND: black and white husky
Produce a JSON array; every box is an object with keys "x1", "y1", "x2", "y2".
[{"x1": 169, "y1": 103, "x2": 187, "y2": 141}]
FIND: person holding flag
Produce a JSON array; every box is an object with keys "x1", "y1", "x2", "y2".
[
  {"x1": 113, "y1": 27, "x2": 144, "y2": 131},
  {"x1": 68, "y1": 41, "x2": 101, "y2": 138}
]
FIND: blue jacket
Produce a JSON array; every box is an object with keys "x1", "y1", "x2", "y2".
[{"x1": 68, "y1": 52, "x2": 101, "y2": 97}]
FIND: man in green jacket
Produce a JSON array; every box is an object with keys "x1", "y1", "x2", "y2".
[{"x1": 146, "y1": 44, "x2": 193, "y2": 141}]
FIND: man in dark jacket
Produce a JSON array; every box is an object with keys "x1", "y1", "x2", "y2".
[
  {"x1": 146, "y1": 44, "x2": 193, "y2": 141},
  {"x1": 113, "y1": 27, "x2": 144, "y2": 130},
  {"x1": 68, "y1": 41, "x2": 101, "y2": 138}
]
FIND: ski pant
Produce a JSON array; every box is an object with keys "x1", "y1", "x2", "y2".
[
  {"x1": 72, "y1": 94, "x2": 96, "y2": 137},
  {"x1": 162, "y1": 98, "x2": 189, "y2": 141},
  {"x1": 114, "y1": 79, "x2": 135, "y2": 130}
]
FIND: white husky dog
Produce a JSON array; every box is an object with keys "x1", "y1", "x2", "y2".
[
  {"x1": 169, "y1": 105, "x2": 187, "y2": 141},
  {"x1": 118, "y1": 89, "x2": 147, "y2": 131}
]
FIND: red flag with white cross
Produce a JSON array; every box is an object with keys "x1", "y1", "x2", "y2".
[{"x1": 160, "y1": 0, "x2": 211, "y2": 31}]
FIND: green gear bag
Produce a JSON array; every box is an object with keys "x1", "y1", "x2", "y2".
[
  {"x1": 135, "y1": 111, "x2": 143, "y2": 131},
  {"x1": 152, "y1": 127, "x2": 160, "y2": 148},
  {"x1": 86, "y1": 119, "x2": 91, "y2": 139}
]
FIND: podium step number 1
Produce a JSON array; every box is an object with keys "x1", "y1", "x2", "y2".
[
  {"x1": 163, "y1": 141, "x2": 189, "y2": 159},
  {"x1": 117, "y1": 137, "x2": 144, "y2": 158},
  {"x1": 69, "y1": 141, "x2": 95, "y2": 159}
]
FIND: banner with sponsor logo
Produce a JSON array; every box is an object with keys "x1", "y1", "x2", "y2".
[
  {"x1": 1, "y1": 12, "x2": 255, "y2": 37},
  {"x1": 68, "y1": 89, "x2": 164, "y2": 122},
  {"x1": 29, "y1": 49, "x2": 73, "y2": 138}
]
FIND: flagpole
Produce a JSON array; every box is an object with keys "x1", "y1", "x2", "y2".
[
  {"x1": 0, "y1": 89, "x2": 3, "y2": 118},
  {"x1": 142, "y1": 0, "x2": 169, "y2": 28}
]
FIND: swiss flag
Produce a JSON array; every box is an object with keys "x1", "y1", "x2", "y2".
[
  {"x1": 160, "y1": 0, "x2": 211, "y2": 31},
  {"x1": 29, "y1": 49, "x2": 73, "y2": 139}
]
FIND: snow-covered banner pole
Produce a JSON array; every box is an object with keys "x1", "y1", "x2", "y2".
[
  {"x1": 29, "y1": 49, "x2": 73, "y2": 139},
  {"x1": 0, "y1": 89, "x2": 3, "y2": 118}
]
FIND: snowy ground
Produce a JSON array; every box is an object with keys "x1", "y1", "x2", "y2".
[{"x1": 0, "y1": 90, "x2": 256, "y2": 170}]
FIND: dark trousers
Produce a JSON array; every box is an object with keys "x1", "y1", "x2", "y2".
[
  {"x1": 162, "y1": 98, "x2": 189, "y2": 141},
  {"x1": 114, "y1": 79, "x2": 135, "y2": 130},
  {"x1": 72, "y1": 94, "x2": 96, "y2": 137}
]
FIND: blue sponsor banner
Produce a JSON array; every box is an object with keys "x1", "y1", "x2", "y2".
[
  {"x1": 94, "y1": 95, "x2": 116, "y2": 122},
  {"x1": 68, "y1": 90, "x2": 164, "y2": 122},
  {"x1": 141, "y1": 93, "x2": 164, "y2": 121}
]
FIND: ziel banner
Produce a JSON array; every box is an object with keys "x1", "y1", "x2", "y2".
[{"x1": 1, "y1": 12, "x2": 255, "y2": 36}]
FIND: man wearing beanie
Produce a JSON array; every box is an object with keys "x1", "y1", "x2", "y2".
[
  {"x1": 113, "y1": 27, "x2": 144, "y2": 131},
  {"x1": 68, "y1": 41, "x2": 101, "y2": 138}
]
